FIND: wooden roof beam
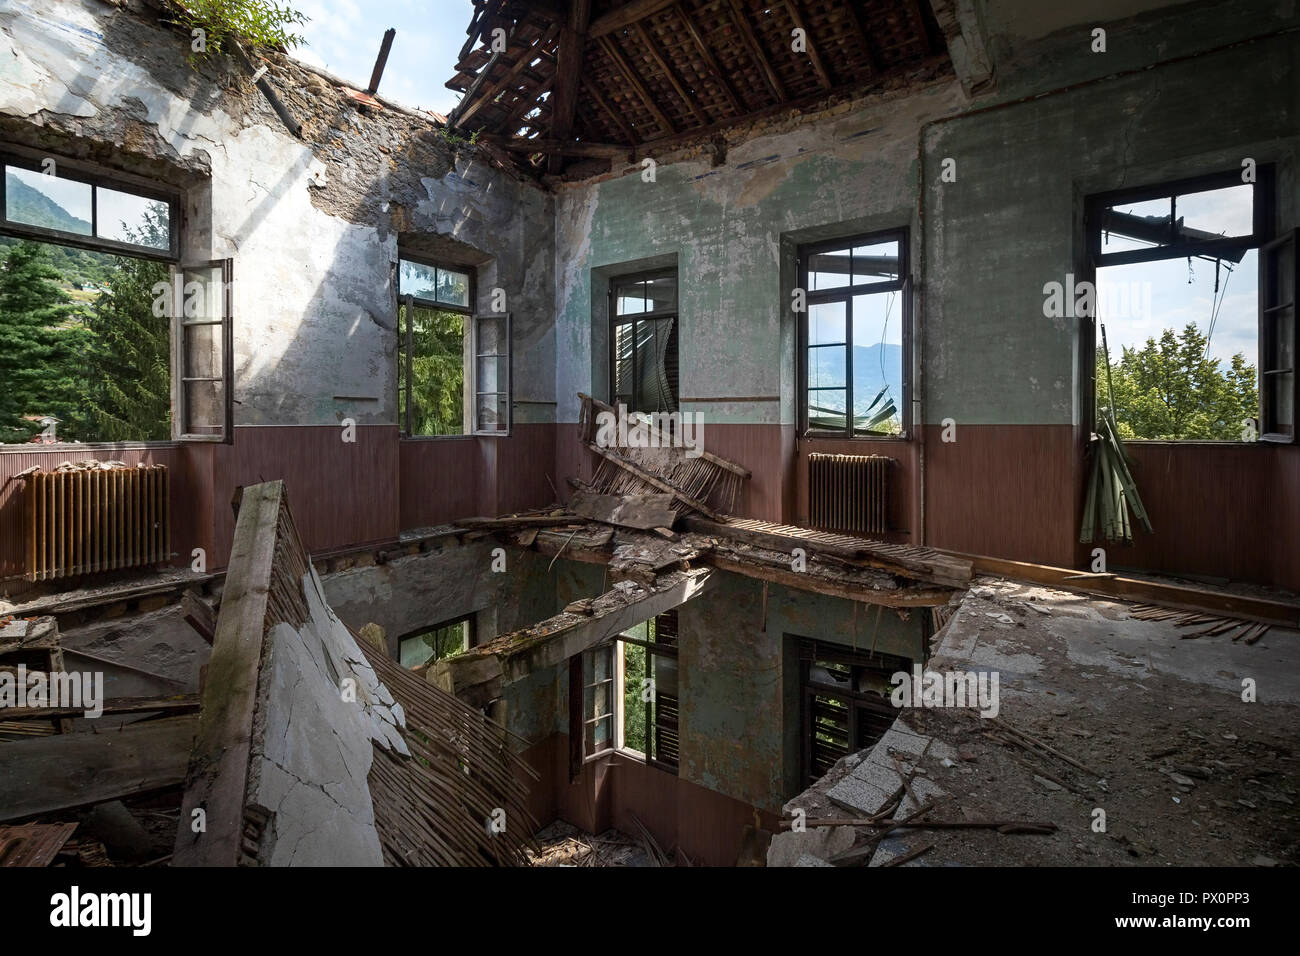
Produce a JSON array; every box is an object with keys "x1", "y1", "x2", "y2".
[
  {"x1": 455, "y1": 23, "x2": 561, "y2": 129},
  {"x1": 674, "y1": 2, "x2": 743, "y2": 116},
  {"x1": 721, "y1": 0, "x2": 785, "y2": 104},
  {"x1": 598, "y1": 33, "x2": 677, "y2": 137},
  {"x1": 844, "y1": 0, "x2": 883, "y2": 75},
  {"x1": 632, "y1": 20, "x2": 711, "y2": 127},
  {"x1": 582, "y1": 75, "x2": 640, "y2": 145},
  {"x1": 784, "y1": 0, "x2": 833, "y2": 90},
  {"x1": 588, "y1": 0, "x2": 677, "y2": 38},
  {"x1": 549, "y1": 0, "x2": 593, "y2": 172}
]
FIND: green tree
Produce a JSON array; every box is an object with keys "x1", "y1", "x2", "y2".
[
  {"x1": 400, "y1": 304, "x2": 465, "y2": 436},
  {"x1": 1099, "y1": 324, "x2": 1257, "y2": 441},
  {"x1": 0, "y1": 241, "x2": 87, "y2": 443},
  {"x1": 78, "y1": 211, "x2": 172, "y2": 442}
]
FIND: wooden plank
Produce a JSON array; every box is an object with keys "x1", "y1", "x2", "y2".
[
  {"x1": 366, "y1": 28, "x2": 396, "y2": 94},
  {"x1": 952, "y1": 552, "x2": 1300, "y2": 628},
  {"x1": 580, "y1": 394, "x2": 750, "y2": 476},
  {"x1": 0, "y1": 822, "x2": 78, "y2": 866},
  {"x1": 173, "y1": 481, "x2": 284, "y2": 867},
  {"x1": 454, "y1": 515, "x2": 577, "y2": 529},
  {"x1": 0, "y1": 715, "x2": 198, "y2": 822},
  {"x1": 0, "y1": 693, "x2": 200, "y2": 723},
  {"x1": 588, "y1": 0, "x2": 676, "y2": 37},
  {"x1": 181, "y1": 588, "x2": 216, "y2": 645},
  {"x1": 687, "y1": 517, "x2": 973, "y2": 588},
  {"x1": 569, "y1": 490, "x2": 677, "y2": 529}
]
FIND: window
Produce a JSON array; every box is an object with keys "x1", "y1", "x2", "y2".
[
  {"x1": 398, "y1": 256, "x2": 472, "y2": 437},
  {"x1": 1085, "y1": 169, "x2": 1273, "y2": 441},
  {"x1": 798, "y1": 231, "x2": 908, "y2": 437},
  {"x1": 2, "y1": 153, "x2": 177, "y2": 259},
  {"x1": 0, "y1": 151, "x2": 231, "y2": 445},
  {"x1": 799, "y1": 640, "x2": 908, "y2": 788},
  {"x1": 398, "y1": 615, "x2": 474, "y2": 669},
  {"x1": 581, "y1": 642, "x2": 616, "y2": 756},
  {"x1": 577, "y1": 610, "x2": 680, "y2": 773},
  {"x1": 611, "y1": 269, "x2": 678, "y2": 413},
  {"x1": 398, "y1": 256, "x2": 510, "y2": 436}
]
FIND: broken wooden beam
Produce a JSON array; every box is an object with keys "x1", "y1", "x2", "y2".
[
  {"x1": 182, "y1": 588, "x2": 216, "y2": 645},
  {"x1": 432, "y1": 568, "x2": 715, "y2": 702},
  {"x1": 708, "y1": 554, "x2": 953, "y2": 608},
  {"x1": 173, "y1": 481, "x2": 285, "y2": 867},
  {"x1": 0, "y1": 714, "x2": 198, "y2": 822},
  {"x1": 0, "y1": 693, "x2": 200, "y2": 723},
  {"x1": 687, "y1": 517, "x2": 973, "y2": 589},
  {"x1": 454, "y1": 515, "x2": 579, "y2": 530},
  {"x1": 569, "y1": 490, "x2": 677, "y2": 530}
]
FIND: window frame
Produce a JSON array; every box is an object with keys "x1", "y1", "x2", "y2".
[
  {"x1": 471, "y1": 310, "x2": 512, "y2": 437},
  {"x1": 171, "y1": 258, "x2": 235, "y2": 443},
  {"x1": 608, "y1": 266, "x2": 679, "y2": 415},
  {"x1": 396, "y1": 613, "x2": 476, "y2": 669},
  {"x1": 1083, "y1": 166, "x2": 1276, "y2": 441},
  {"x1": 1258, "y1": 228, "x2": 1297, "y2": 444},
  {"x1": 612, "y1": 611, "x2": 680, "y2": 775},
  {"x1": 1, "y1": 149, "x2": 181, "y2": 262},
  {"x1": 0, "y1": 148, "x2": 193, "y2": 450},
  {"x1": 797, "y1": 638, "x2": 909, "y2": 789},
  {"x1": 397, "y1": 254, "x2": 476, "y2": 440},
  {"x1": 797, "y1": 229, "x2": 911, "y2": 440}
]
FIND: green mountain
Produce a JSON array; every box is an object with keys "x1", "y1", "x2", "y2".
[{"x1": 2, "y1": 173, "x2": 115, "y2": 289}]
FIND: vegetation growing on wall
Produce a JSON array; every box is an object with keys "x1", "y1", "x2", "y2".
[{"x1": 169, "y1": 0, "x2": 309, "y2": 61}]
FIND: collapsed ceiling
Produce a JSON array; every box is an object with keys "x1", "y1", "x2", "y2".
[{"x1": 444, "y1": 0, "x2": 949, "y2": 175}]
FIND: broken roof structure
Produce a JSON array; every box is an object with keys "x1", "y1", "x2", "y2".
[{"x1": 0, "y1": 0, "x2": 1297, "y2": 883}]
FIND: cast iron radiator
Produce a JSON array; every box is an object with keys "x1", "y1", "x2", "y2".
[
  {"x1": 22, "y1": 464, "x2": 170, "y2": 581},
  {"x1": 807, "y1": 453, "x2": 891, "y2": 535}
]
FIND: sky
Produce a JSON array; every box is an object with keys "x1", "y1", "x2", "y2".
[
  {"x1": 289, "y1": 0, "x2": 473, "y2": 116},
  {"x1": 1097, "y1": 183, "x2": 1259, "y2": 367}
]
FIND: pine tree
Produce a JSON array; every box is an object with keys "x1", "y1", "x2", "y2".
[
  {"x1": 0, "y1": 241, "x2": 86, "y2": 443},
  {"x1": 79, "y1": 211, "x2": 172, "y2": 442}
]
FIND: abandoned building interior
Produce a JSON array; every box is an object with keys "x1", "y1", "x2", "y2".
[{"x1": 0, "y1": 0, "x2": 1297, "y2": 870}]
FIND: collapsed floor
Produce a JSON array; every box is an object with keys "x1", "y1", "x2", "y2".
[{"x1": 772, "y1": 577, "x2": 1300, "y2": 867}]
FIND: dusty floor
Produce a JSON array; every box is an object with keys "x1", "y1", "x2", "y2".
[
  {"x1": 781, "y1": 577, "x2": 1300, "y2": 867},
  {"x1": 527, "y1": 820, "x2": 658, "y2": 867}
]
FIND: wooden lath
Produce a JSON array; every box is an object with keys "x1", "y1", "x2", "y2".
[
  {"x1": 173, "y1": 480, "x2": 539, "y2": 867},
  {"x1": 445, "y1": 0, "x2": 949, "y2": 175}
]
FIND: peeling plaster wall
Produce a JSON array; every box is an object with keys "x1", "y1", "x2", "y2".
[
  {"x1": 553, "y1": 82, "x2": 963, "y2": 430},
  {"x1": 249, "y1": 568, "x2": 408, "y2": 867},
  {"x1": 1, "y1": 0, "x2": 555, "y2": 428},
  {"x1": 678, "y1": 571, "x2": 924, "y2": 812}
]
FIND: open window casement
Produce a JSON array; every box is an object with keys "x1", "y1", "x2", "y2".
[
  {"x1": 1259, "y1": 229, "x2": 1297, "y2": 443},
  {"x1": 170, "y1": 259, "x2": 233, "y2": 442},
  {"x1": 473, "y1": 311, "x2": 511, "y2": 435}
]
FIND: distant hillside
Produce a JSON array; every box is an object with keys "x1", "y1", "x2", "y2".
[
  {"x1": 5, "y1": 172, "x2": 91, "y2": 234},
  {"x1": 809, "y1": 343, "x2": 904, "y2": 416},
  {"x1": 2, "y1": 173, "x2": 116, "y2": 288}
]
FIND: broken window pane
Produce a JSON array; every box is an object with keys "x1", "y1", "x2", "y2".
[
  {"x1": 399, "y1": 618, "x2": 472, "y2": 669},
  {"x1": 611, "y1": 269, "x2": 679, "y2": 414},
  {"x1": 4, "y1": 165, "x2": 92, "y2": 235},
  {"x1": 852, "y1": 292, "x2": 902, "y2": 435}
]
